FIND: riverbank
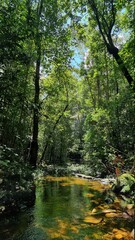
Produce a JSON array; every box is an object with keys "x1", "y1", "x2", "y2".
[{"x1": 0, "y1": 160, "x2": 35, "y2": 218}]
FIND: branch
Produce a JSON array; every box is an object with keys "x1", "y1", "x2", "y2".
[
  {"x1": 109, "y1": 0, "x2": 116, "y2": 35},
  {"x1": 88, "y1": 0, "x2": 134, "y2": 87},
  {"x1": 88, "y1": 0, "x2": 108, "y2": 46},
  {"x1": 40, "y1": 103, "x2": 69, "y2": 162}
]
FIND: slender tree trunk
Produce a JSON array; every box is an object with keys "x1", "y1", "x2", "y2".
[
  {"x1": 40, "y1": 104, "x2": 68, "y2": 162},
  {"x1": 104, "y1": 49, "x2": 109, "y2": 100},
  {"x1": 29, "y1": 53, "x2": 40, "y2": 167},
  {"x1": 29, "y1": 0, "x2": 43, "y2": 167},
  {"x1": 97, "y1": 77, "x2": 101, "y2": 107}
]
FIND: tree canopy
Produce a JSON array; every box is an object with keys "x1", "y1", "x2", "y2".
[{"x1": 0, "y1": 0, "x2": 134, "y2": 176}]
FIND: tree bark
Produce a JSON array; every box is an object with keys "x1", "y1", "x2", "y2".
[
  {"x1": 29, "y1": 0, "x2": 43, "y2": 167},
  {"x1": 29, "y1": 54, "x2": 40, "y2": 167},
  {"x1": 106, "y1": 44, "x2": 133, "y2": 86}
]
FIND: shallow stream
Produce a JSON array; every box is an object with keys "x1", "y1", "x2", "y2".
[{"x1": 0, "y1": 176, "x2": 134, "y2": 239}]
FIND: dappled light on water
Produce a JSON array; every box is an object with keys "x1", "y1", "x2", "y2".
[{"x1": 0, "y1": 177, "x2": 134, "y2": 240}]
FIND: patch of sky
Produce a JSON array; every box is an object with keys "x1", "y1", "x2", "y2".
[
  {"x1": 71, "y1": 47, "x2": 84, "y2": 68},
  {"x1": 68, "y1": 6, "x2": 89, "y2": 69}
]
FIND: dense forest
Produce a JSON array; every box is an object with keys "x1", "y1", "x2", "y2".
[
  {"x1": 1, "y1": 0, "x2": 134, "y2": 174},
  {"x1": 0, "y1": 1, "x2": 135, "y2": 239}
]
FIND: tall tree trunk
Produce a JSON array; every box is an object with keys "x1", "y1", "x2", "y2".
[
  {"x1": 107, "y1": 44, "x2": 133, "y2": 87},
  {"x1": 29, "y1": 52, "x2": 41, "y2": 167},
  {"x1": 29, "y1": 0, "x2": 43, "y2": 167}
]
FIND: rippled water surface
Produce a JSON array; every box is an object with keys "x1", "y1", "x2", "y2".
[{"x1": 0, "y1": 177, "x2": 133, "y2": 240}]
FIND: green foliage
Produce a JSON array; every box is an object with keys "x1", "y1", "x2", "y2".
[
  {"x1": 0, "y1": 0, "x2": 34, "y2": 162},
  {"x1": 81, "y1": 88, "x2": 135, "y2": 176},
  {"x1": 82, "y1": 108, "x2": 110, "y2": 175},
  {"x1": 0, "y1": 0, "x2": 134, "y2": 177},
  {"x1": 112, "y1": 173, "x2": 135, "y2": 200},
  {"x1": 39, "y1": 69, "x2": 78, "y2": 165},
  {"x1": 118, "y1": 173, "x2": 135, "y2": 193}
]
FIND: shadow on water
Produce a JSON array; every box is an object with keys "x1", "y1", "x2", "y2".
[{"x1": 0, "y1": 177, "x2": 134, "y2": 240}]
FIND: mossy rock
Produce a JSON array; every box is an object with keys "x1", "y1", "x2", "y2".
[{"x1": 112, "y1": 173, "x2": 135, "y2": 195}]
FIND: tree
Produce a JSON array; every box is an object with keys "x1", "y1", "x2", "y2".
[
  {"x1": 39, "y1": 68, "x2": 78, "y2": 165},
  {"x1": 29, "y1": 0, "x2": 43, "y2": 167},
  {"x1": 28, "y1": 0, "x2": 72, "y2": 167},
  {"x1": 0, "y1": 0, "x2": 33, "y2": 159},
  {"x1": 76, "y1": 2, "x2": 135, "y2": 175},
  {"x1": 87, "y1": 0, "x2": 134, "y2": 89}
]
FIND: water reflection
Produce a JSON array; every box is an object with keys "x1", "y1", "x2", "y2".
[{"x1": 0, "y1": 177, "x2": 133, "y2": 240}]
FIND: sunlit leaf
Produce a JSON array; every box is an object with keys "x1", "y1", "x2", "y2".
[
  {"x1": 84, "y1": 193, "x2": 94, "y2": 198},
  {"x1": 127, "y1": 204, "x2": 134, "y2": 210},
  {"x1": 83, "y1": 216, "x2": 103, "y2": 224},
  {"x1": 91, "y1": 208, "x2": 117, "y2": 215},
  {"x1": 103, "y1": 228, "x2": 133, "y2": 240},
  {"x1": 105, "y1": 212, "x2": 121, "y2": 218}
]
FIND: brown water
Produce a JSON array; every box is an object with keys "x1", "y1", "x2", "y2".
[{"x1": 0, "y1": 176, "x2": 134, "y2": 240}]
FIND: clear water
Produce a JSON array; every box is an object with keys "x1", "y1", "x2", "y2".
[{"x1": 0, "y1": 177, "x2": 133, "y2": 240}]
